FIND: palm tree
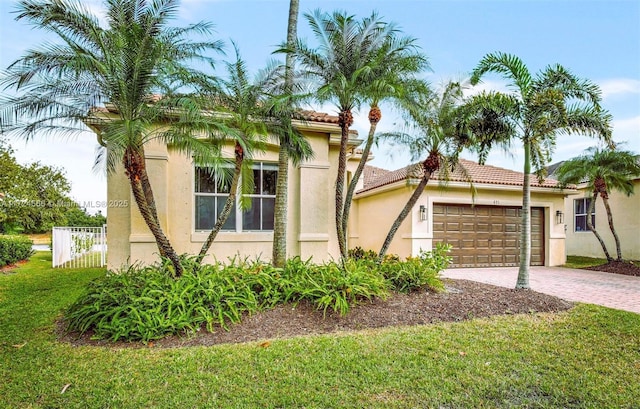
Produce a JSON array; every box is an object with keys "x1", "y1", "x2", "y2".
[
  {"x1": 194, "y1": 45, "x2": 312, "y2": 264},
  {"x1": 340, "y1": 32, "x2": 431, "y2": 247},
  {"x1": 554, "y1": 147, "x2": 640, "y2": 262},
  {"x1": 377, "y1": 81, "x2": 470, "y2": 259},
  {"x1": 272, "y1": 0, "x2": 300, "y2": 268},
  {"x1": 194, "y1": 46, "x2": 270, "y2": 264},
  {"x1": 289, "y1": 9, "x2": 396, "y2": 259},
  {"x1": 0, "y1": 0, "x2": 225, "y2": 277},
  {"x1": 468, "y1": 52, "x2": 613, "y2": 288}
]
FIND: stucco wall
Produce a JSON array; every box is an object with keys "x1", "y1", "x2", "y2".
[
  {"x1": 564, "y1": 179, "x2": 640, "y2": 260},
  {"x1": 106, "y1": 125, "x2": 360, "y2": 269},
  {"x1": 352, "y1": 181, "x2": 568, "y2": 266}
]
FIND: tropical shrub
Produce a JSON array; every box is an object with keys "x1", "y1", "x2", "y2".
[
  {"x1": 0, "y1": 235, "x2": 34, "y2": 267},
  {"x1": 283, "y1": 257, "x2": 390, "y2": 315},
  {"x1": 66, "y1": 248, "x2": 449, "y2": 342},
  {"x1": 380, "y1": 243, "x2": 452, "y2": 293},
  {"x1": 66, "y1": 256, "x2": 277, "y2": 342}
]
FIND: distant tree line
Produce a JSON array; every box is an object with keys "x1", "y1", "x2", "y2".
[{"x1": 0, "y1": 140, "x2": 106, "y2": 234}]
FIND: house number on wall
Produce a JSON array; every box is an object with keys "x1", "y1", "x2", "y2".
[{"x1": 493, "y1": 200, "x2": 500, "y2": 205}]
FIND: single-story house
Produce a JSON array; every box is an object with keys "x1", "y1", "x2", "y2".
[
  {"x1": 350, "y1": 160, "x2": 572, "y2": 267},
  {"x1": 91, "y1": 107, "x2": 573, "y2": 269},
  {"x1": 92, "y1": 108, "x2": 365, "y2": 269},
  {"x1": 547, "y1": 162, "x2": 640, "y2": 260}
]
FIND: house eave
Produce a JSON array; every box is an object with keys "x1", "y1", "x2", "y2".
[{"x1": 355, "y1": 179, "x2": 577, "y2": 199}]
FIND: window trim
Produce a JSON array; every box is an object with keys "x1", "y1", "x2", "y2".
[
  {"x1": 574, "y1": 197, "x2": 595, "y2": 233},
  {"x1": 194, "y1": 162, "x2": 277, "y2": 233}
]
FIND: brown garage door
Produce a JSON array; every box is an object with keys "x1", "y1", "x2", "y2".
[{"x1": 433, "y1": 204, "x2": 544, "y2": 267}]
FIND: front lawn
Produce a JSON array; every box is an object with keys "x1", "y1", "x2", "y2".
[{"x1": 1, "y1": 252, "x2": 639, "y2": 408}]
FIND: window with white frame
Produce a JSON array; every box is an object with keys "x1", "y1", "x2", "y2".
[
  {"x1": 574, "y1": 197, "x2": 595, "y2": 232},
  {"x1": 194, "y1": 162, "x2": 277, "y2": 232}
]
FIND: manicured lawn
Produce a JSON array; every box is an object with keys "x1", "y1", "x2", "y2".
[
  {"x1": 564, "y1": 255, "x2": 610, "y2": 269},
  {"x1": 565, "y1": 255, "x2": 639, "y2": 269},
  {"x1": 1, "y1": 253, "x2": 639, "y2": 408}
]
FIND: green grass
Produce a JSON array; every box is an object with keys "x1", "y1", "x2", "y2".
[
  {"x1": 564, "y1": 255, "x2": 609, "y2": 269},
  {"x1": 1, "y1": 253, "x2": 639, "y2": 408},
  {"x1": 564, "y1": 255, "x2": 640, "y2": 269}
]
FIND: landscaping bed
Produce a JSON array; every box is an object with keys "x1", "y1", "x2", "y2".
[{"x1": 61, "y1": 278, "x2": 573, "y2": 348}]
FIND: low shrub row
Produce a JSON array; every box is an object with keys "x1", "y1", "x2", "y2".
[
  {"x1": 0, "y1": 235, "x2": 34, "y2": 267},
  {"x1": 66, "y1": 245, "x2": 452, "y2": 342}
]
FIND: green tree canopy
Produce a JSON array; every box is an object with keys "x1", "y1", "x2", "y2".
[
  {"x1": 1, "y1": 0, "x2": 226, "y2": 276},
  {"x1": 0, "y1": 141, "x2": 72, "y2": 233}
]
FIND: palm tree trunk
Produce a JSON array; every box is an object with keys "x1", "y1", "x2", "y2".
[
  {"x1": 378, "y1": 171, "x2": 431, "y2": 261},
  {"x1": 587, "y1": 192, "x2": 612, "y2": 261},
  {"x1": 272, "y1": 0, "x2": 299, "y2": 268},
  {"x1": 516, "y1": 141, "x2": 531, "y2": 289},
  {"x1": 124, "y1": 149, "x2": 183, "y2": 277},
  {"x1": 341, "y1": 111, "x2": 378, "y2": 239},
  {"x1": 272, "y1": 147, "x2": 289, "y2": 267},
  {"x1": 600, "y1": 194, "x2": 623, "y2": 261},
  {"x1": 335, "y1": 110, "x2": 352, "y2": 259},
  {"x1": 197, "y1": 145, "x2": 243, "y2": 264}
]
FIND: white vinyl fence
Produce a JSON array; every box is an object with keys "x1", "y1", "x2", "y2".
[{"x1": 52, "y1": 226, "x2": 106, "y2": 268}]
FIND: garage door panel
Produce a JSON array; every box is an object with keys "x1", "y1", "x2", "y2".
[
  {"x1": 477, "y1": 239, "x2": 490, "y2": 248},
  {"x1": 446, "y1": 222, "x2": 460, "y2": 230},
  {"x1": 433, "y1": 204, "x2": 545, "y2": 268},
  {"x1": 461, "y1": 239, "x2": 475, "y2": 248},
  {"x1": 505, "y1": 223, "x2": 518, "y2": 232},
  {"x1": 462, "y1": 223, "x2": 475, "y2": 231},
  {"x1": 505, "y1": 208, "x2": 518, "y2": 217}
]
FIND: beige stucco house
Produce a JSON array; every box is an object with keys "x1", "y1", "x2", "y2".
[
  {"x1": 92, "y1": 106, "x2": 573, "y2": 269},
  {"x1": 560, "y1": 177, "x2": 640, "y2": 260},
  {"x1": 93, "y1": 108, "x2": 364, "y2": 269},
  {"x1": 350, "y1": 160, "x2": 572, "y2": 267}
]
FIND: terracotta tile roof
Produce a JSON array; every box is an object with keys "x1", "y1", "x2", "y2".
[
  {"x1": 90, "y1": 103, "x2": 342, "y2": 126},
  {"x1": 293, "y1": 110, "x2": 340, "y2": 124},
  {"x1": 359, "y1": 158, "x2": 562, "y2": 194},
  {"x1": 362, "y1": 165, "x2": 391, "y2": 189}
]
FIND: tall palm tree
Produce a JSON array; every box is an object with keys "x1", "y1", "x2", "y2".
[
  {"x1": 340, "y1": 32, "x2": 431, "y2": 246},
  {"x1": 377, "y1": 81, "x2": 471, "y2": 259},
  {"x1": 290, "y1": 9, "x2": 396, "y2": 259},
  {"x1": 195, "y1": 46, "x2": 270, "y2": 264},
  {"x1": 468, "y1": 52, "x2": 613, "y2": 288},
  {"x1": 0, "y1": 0, "x2": 225, "y2": 277},
  {"x1": 194, "y1": 46, "x2": 312, "y2": 264},
  {"x1": 554, "y1": 147, "x2": 640, "y2": 262},
  {"x1": 272, "y1": 0, "x2": 300, "y2": 268}
]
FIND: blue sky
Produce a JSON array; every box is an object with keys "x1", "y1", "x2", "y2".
[{"x1": 1, "y1": 0, "x2": 639, "y2": 212}]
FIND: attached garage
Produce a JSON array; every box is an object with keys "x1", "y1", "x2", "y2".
[
  {"x1": 353, "y1": 159, "x2": 570, "y2": 267},
  {"x1": 432, "y1": 203, "x2": 544, "y2": 267}
]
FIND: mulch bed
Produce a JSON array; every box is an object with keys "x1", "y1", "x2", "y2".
[
  {"x1": 0, "y1": 260, "x2": 28, "y2": 274},
  {"x1": 59, "y1": 279, "x2": 574, "y2": 348},
  {"x1": 584, "y1": 260, "x2": 640, "y2": 277}
]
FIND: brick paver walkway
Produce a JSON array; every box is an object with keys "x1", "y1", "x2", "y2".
[{"x1": 442, "y1": 266, "x2": 640, "y2": 314}]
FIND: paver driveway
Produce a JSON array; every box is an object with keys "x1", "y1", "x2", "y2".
[{"x1": 442, "y1": 266, "x2": 640, "y2": 314}]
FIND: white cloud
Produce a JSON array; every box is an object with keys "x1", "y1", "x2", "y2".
[
  {"x1": 598, "y1": 79, "x2": 640, "y2": 99},
  {"x1": 612, "y1": 115, "x2": 640, "y2": 152},
  {"x1": 463, "y1": 79, "x2": 513, "y2": 97}
]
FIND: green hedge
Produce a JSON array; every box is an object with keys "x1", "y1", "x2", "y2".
[{"x1": 0, "y1": 235, "x2": 34, "y2": 267}]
